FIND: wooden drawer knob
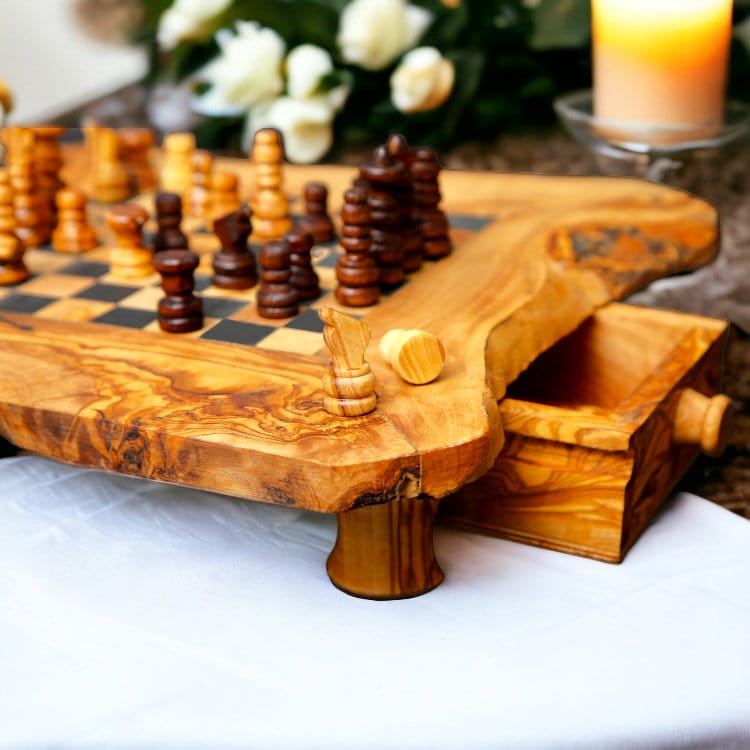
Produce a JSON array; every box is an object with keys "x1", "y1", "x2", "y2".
[
  {"x1": 672, "y1": 388, "x2": 732, "y2": 456},
  {"x1": 380, "y1": 329, "x2": 446, "y2": 385}
]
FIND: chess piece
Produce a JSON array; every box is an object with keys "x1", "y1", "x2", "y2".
[
  {"x1": 212, "y1": 205, "x2": 257, "y2": 289},
  {"x1": 107, "y1": 204, "x2": 153, "y2": 279},
  {"x1": 153, "y1": 192, "x2": 188, "y2": 252},
  {"x1": 154, "y1": 248, "x2": 203, "y2": 333},
  {"x1": 0, "y1": 168, "x2": 28, "y2": 284},
  {"x1": 210, "y1": 171, "x2": 240, "y2": 221},
  {"x1": 119, "y1": 128, "x2": 156, "y2": 193},
  {"x1": 286, "y1": 230, "x2": 319, "y2": 301},
  {"x1": 319, "y1": 306, "x2": 377, "y2": 417},
  {"x1": 31, "y1": 126, "x2": 65, "y2": 241},
  {"x1": 256, "y1": 239, "x2": 299, "y2": 319},
  {"x1": 411, "y1": 146, "x2": 452, "y2": 259},
  {"x1": 186, "y1": 149, "x2": 213, "y2": 221},
  {"x1": 359, "y1": 145, "x2": 407, "y2": 288},
  {"x1": 85, "y1": 126, "x2": 131, "y2": 203},
  {"x1": 250, "y1": 128, "x2": 292, "y2": 241},
  {"x1": 379, "y1": 328, "x2": 446, "y2": 385},
  {"x1": 335, "y1": 187, "x2": 379, "y2": 307},
  {"x1": 51, "y1": 189, "x2": 98, "y2": 253},
  {"x1": 1, "y1": 127, "x2": 44, "y2": 247},
  {"x1": 161, "y1": 131, "x2": 195, "y2": 194},
  {"x1": 386, "y1": 133, "x2": 423, "y2": 273},
  {"x1": 296, "y1": 182, "x2": 335, "y2": 243}
]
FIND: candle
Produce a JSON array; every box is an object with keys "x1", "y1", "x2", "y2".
[{"x1": 592, "y1": 0, "x2": 733, "y2": 143}]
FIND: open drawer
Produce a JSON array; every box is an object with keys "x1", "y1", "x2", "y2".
[{"x1": 440, "y1": 302, "x2": 732, "y2": 562}]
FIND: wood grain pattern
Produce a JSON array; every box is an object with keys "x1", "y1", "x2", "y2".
[
  {"x1": 0, "y1": 142, "x2": 725, "y2": 596},
  {"x1": 440, "y1": 303, "x2": 729, "y2": 562}
]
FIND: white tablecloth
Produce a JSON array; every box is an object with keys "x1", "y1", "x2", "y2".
[{"x1": 2, "y1": 455, "x2": 749, "y2": 749}]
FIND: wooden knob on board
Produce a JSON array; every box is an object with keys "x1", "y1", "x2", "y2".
[
  {"x1": 379, "y1": 329, "x2": 446, "y2": 385},
  {"x1": 672, "y1": 388, "x2": 732, "y2": 456}
]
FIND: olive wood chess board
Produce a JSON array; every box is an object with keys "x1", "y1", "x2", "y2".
[{"x1": 0, "y1": 144, "x2": 728, "y2": 598}]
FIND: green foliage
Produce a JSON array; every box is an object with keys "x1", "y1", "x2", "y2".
[{"x1": 135, "y1": 0, "x2": 748, "y2": 156}]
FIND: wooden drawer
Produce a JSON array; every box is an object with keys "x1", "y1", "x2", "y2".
[{"x1": 440, "y1": 303, "x2": 731, "y2": 563}]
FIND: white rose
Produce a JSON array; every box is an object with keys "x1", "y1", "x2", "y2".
[
  {"x1": 192, "y1": 22, "x2": 285, "y2": 117},
  {"x1": 390, "y1": 46, "x2": 455, "y2": 113},
  {"x1": 286, "y1": 45, "x2": 333, "y2": 99},
  {"x1": 243, "y1": 97, "x2": 336, "y2": 164},
  {"x1": 285, "y1": 44, "x2": 350, "y2": 113},
  {"x1": 157, "y1": 0, "x2": 232, "y2": 51},
  {"x1": 337, "y1": 0, "x2": 432, "y2": 71}
]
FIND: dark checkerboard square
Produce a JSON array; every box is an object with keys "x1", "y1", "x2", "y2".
[
  {"x1": 0, "y1": 294, "x2": 55, "y2": 313},
  {"x1": 93, "y1": 308, "x2": 158, "y2": 328},
  {"x1": 313, "y1": 248, "x2": 340, "y2": 268},
  {"x1": 200, "y1": 319, "x2": 275, "y2": 346},
  {"x1": 57, "y1": 261, "x2": 110, "y2": 278},
  {"x1": 202, "y1": 297, "x2": 248, "y2": 318},
  {"x1": 75, "y1": 283, "x2": 142, "y2": 303},
  {"x1": 284, "y1": 307, "x2": 326, "y2": 333},
  {"x1": 194, "y1": 275, "x2": 213, "y2": 292},
  {"x1": 449, "y1": 214, "x2": 494, "y2": 231}
]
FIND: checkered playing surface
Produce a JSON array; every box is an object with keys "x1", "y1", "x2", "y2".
[{"x1": 0, "y1": 213, "x2": 493, "y2": 356}]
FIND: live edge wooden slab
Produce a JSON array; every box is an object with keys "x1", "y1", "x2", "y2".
[{"x1": 0, "y1": 148, "x2": 724, "y2": 598}]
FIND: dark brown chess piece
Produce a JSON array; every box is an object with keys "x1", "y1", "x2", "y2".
[
  {"x1": 386, "y1": 134, "x2": 423, "y2": 273},
  {"x1": 212, "y1": 205, "x2": 257, "y2": 290},
  {"x1": 286, "y1": 230, "x2": 320, "y2": 301},
  {"x1": 154, "y1": 248, "x2": 203, "y2": 333},
  {"x1": 296, "y1": 182, "x2": 335, "y2": 243},
  {"x1": 335, "y1": 187, "x2": 379, "y2": 307},
  {"x1": 359, "y1": 145, "x2": 406, "y2": 288},
  {"x1": 256, "y1": 239, "x2": 299, "y2": 319},
  {"x1": 411, "y1": 146, "x2": 452, "y2": 260},
  {"x1": 153, "y1": 192, "x2": 188, "y2": 252}
]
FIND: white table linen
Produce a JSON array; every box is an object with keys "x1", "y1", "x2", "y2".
[{"x1": 2, "y1": 455, "x2": 749, "y2": 749}]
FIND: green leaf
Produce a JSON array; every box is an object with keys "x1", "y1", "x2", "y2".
[{"x1": 527, "y1": 0, "x2": 590, "y2": 50}]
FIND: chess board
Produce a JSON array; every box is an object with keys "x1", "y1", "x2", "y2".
[
  {"x1": 0, "y1": 205, "x2": 492, "y2": 357},
  {"x1": 0, "y1": 149, "x2": 724, "y2": 599}
]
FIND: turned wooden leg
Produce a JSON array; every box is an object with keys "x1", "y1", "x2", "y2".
[{"x1": 327, "y1": 496, "x2": 444, "y2": 600}]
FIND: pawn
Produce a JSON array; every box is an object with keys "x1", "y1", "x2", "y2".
[
  {"x1": 251, "y1": 128, "x2": 292, "y2": 241},
  {"x1": 0, "y1": 233, "x2": 26, "y2": 285},
  {"x1": 119, "y1": 128, "x2": 156, "y2": 193},
  {"x1": 0, "y1": 169, "x2": 28, "y2": 284},
  {"x1": 85, "y1": 127, "x2": 130, "y2": 203},
  {"x1": 210, "y1": 171, "x2": 240, "y2": 221},
  {"x1": 256, "y1": 239, "x2": 299, "y2": 319},
  {"x1": 52, "y1": 189, "x2": 98, "y2": 253},
  {"x1": 153, "y1": 192, "x2": 188, "y2": 252},
  {"x1": 296, "y1": 182, "x2": 334, "y2": 243},
  {"x1": 411, "y1": 146, "x2": 452, "y2": 259},
  {"x1": 286, "y1": 230, "x2": 319, "y2": 301},
  {"x1": 335, "y1": 187, "x2": 379, "y2": 307},
  {"x1": 186, "y1": 149, "x2": 213, "y2": 221},
  {"x1": 212, "y1": 205, "x2": 257, "y2": 289},
  {"x1": 154, "y1": 248, "x2": 203, "y2": 333},
  {"x1": 107, "y1": 204, "x2": 153, "y2": 279},
  {"x1": 161, "y1": 132, "x2": 195, "y2": 194}
]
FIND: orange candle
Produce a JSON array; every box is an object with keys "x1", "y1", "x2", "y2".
[{"x1": 592, "y1": 0, "x2": 733, "y2": 142}]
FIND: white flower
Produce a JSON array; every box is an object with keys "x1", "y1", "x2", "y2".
[
  {"x1": 337, "y1": 0, "x2": 432, "y2": 71},
  {"x1": 242, "y1": 97, "x2": 336, "y2": 164},
  {"x1": 286, "y1": 45, "x2": 333, "y2": 99},
  {"x1": 390, "y1": 47, "x2": 455, "y2": 113},
  {"x1": 156, "y1": 0, "x2": 232, "y2": 51},
  {"x1": 192, "y1": 22, "x2": 285, "y2": 117},
  {"x1": 286, "y1": 44, "x2": 350, "y2": 113}
]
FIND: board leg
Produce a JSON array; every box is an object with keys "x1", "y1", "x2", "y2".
[{"x1": 327, "y1": 496, "x2": 444, "y2": 599}]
